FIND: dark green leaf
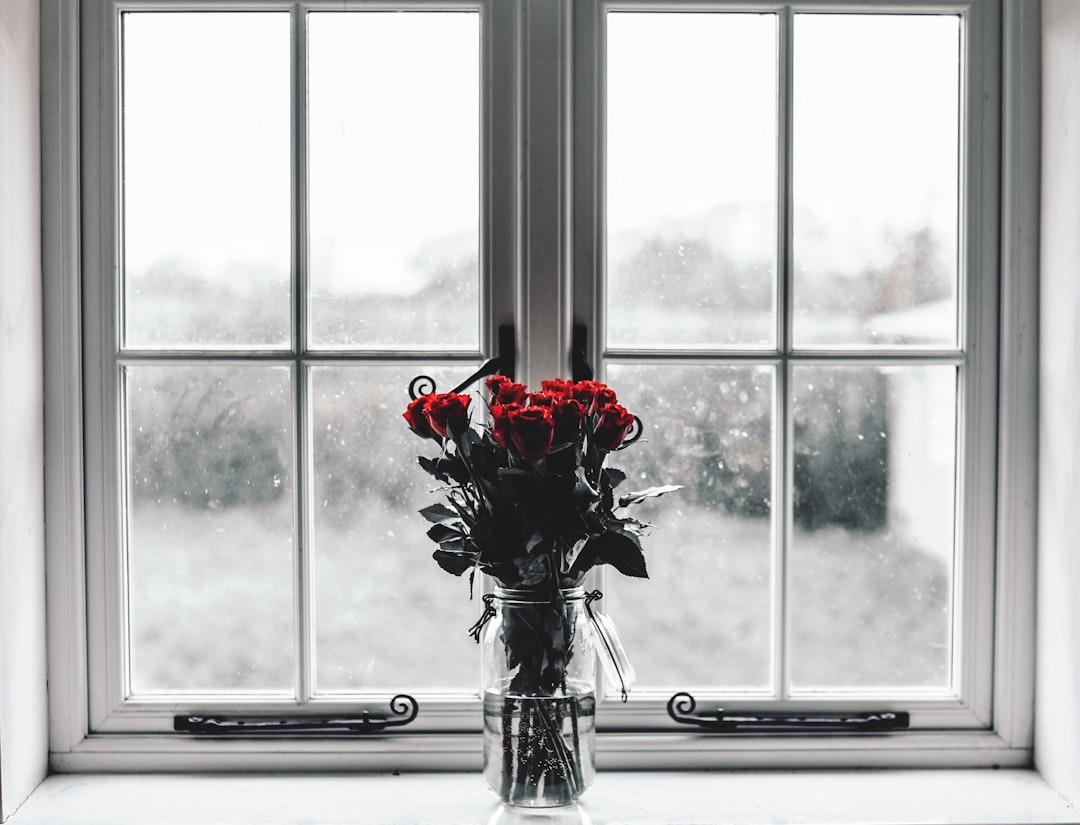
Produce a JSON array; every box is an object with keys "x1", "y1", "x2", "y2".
[
  {"x1": 618, "y1": 484, "x2": 683, "y2": 507},
  {"x1": 496, "y1": 468, "x2": 538, "y2": 502},
  {"x1": 427, "y1": 522, "x2": 464, "y2": 544},
  {"x1": 564, "y1": 537, "x2": 589, "y2": 573},
  {"x1": 418, "y1": 455, "x2": 447, "y2": 481},
  {"x1": 419, "y1": 503, "x2": 458, "y2": 524},
  {"x1": 523, "y1": 523, "x2": 545, "y2": 554},
  {"x1": 513, "y1": 553, "x2": 550, "y2": 586},
  {"x1": 573, "y1": 466, "x2": 601, "y2": 505},
  {"x1": 605, "y1": 468, "x2": 627, "y2": 489},
  {"x1": 433, "y1": 549, "x2": 475, "y2": 576},
  {"x1": 594, "y1": 530, "x2": 648, "y2": 578},
  {"x1": 438, "y1": 536, "x2": 466, "y2": 553},
  {"x1": 543, "y1": 442, "x2": 577, "y2": 475}
]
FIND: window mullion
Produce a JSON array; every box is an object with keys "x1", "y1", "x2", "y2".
[
  {"x1": 290, "y1": 2, "x2": 313, "y2": 706},
  {"x1": 776, "y1": 3, "x2": 795, "y2": 704},
  {"x1": 520, "y1": 0, "x2": 573, "y2": 386}
]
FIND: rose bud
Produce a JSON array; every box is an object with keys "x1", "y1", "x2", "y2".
[
  {"x1": 527, "y1": 391, "x2": 556, "y2": 407},
  {"x1": 423, "y1": 392, "x2": 472, "y2": 439},
  {"x1": 486, "y1": 374, "x2": 528, "y2": 405},
  {"x1": 485, "y1": 374, "x2": 510, "y2": 400},
  {"x1": 489, "y1": 402, "x2": 521, "y2": 449},
  {"x1": 550, "y1": 397, "x2": 587, "y2": 444},
  {"x1": 403, "y1": 396, "x2": 438, "y2": 440},
  {"x1": 508, "y1": 405, "x2": 555, "y2": 459},
  {"x1": 573, "y1": 379, "x2": 618, "y2": 415},
  {"x1": 540, "y1": 378, "x2": 575, "y2": 399},
  {"x1": 593, "y1": 402, "x2": 635, "y2": 450}
]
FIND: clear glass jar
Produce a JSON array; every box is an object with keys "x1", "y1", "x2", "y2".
[{"x1": 480, "y1": 587, "x2": 597, "y2": 808}]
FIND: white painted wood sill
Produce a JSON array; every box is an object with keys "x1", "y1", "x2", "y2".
[{"x1": 7, "y1": 770, "x2": 1078, "y2": 825}]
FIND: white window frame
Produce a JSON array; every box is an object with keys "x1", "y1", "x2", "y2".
[{"x1": 43, "y1": 0, "x2": 1038, "y2": 772}]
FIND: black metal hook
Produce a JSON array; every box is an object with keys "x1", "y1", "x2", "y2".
[
  {"x1": 409, "y1": 325, "x2": 516, "y2": 400},
  {"x1": 174, "y1": 694, "x2": 420, "y2": 736},
  {"x1": 666, "y1": 692, "x2": 910, "y2": 733},
  {"x1": 572, "y1": 323, "x2": 593, "y2": 382}
]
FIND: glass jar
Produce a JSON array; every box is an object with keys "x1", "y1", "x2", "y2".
[{"x1": 480, "y1": 587, "x2": 597, "y2": 808}]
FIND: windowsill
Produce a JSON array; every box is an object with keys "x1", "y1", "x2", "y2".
[{"x1": 7, "y1": 770, "x2": 1077, "y2": 825}]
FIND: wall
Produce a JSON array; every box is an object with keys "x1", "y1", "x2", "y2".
[
  {"x1": 1036, "y1": 0, "x2": 1080, "y2": 810},
  {"x1": 0, "y1": 0, "x2": 48, "y2": 820}
]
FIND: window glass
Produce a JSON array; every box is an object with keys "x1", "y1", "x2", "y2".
[
  {"x1": 606, "y1": 13, "x2": 778, "y2": 350},
  {"x1": 125, "y1": 364, "x2": 295, "y2": 693},
  {"x1": 789, "y1": 365, "x2": 956, "y2": 690},
  {"x1": 116, "y1": 9, "x2": 484, "y2": 701},
  {"x1": 793, "y1": 14, "x2": 960, "y2": 348},
  {"x1": 310, "y1": 365, "x2": 481, "y2": 692},
  {"x1": 604, "y1": 364, "x2": 774, "y2": 691},
  {"x1": 121, "y1": 12, "x2": 292, "y2": 350},
  {"x1": 307, "y1": 12, "x2": 481, "y2": 351},
  {"x1": 80, "y1": 0, "x2": 1002, "y2": 742},
  {"x1": 603, "y1": 10, "x2": 963, "y2": 701}
]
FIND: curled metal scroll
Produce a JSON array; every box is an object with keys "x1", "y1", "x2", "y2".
[
  {"x1": 409, "y1": 325, "x2": 516, "y2": 401},
  {"x1": 408, "y1": 374, "x2": 439, "y2": 400},
  {"x1": 174, "y1": 694, "x2": 419, "y2": 736},
  {"x1": 667, "y1": 692, "x2": 909, "y2": 733}
]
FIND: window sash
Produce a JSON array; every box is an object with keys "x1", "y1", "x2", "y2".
[
  {"x1": 82, "y1": 0, "x2": 511, "y2": 733},
  {"x1": 571, "y1": 0, "x2": 1001, "y2": 728},
  {"x1": 57, "y1": 0, "x2": 1033, "y2": 765}
]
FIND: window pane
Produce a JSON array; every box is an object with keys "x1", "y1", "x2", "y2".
[
  {"x1": 307, "y1": 12, "x2": 481, "y2": 351},
  {"x1": 604, "y1": 365, "x2": 774, "y2": 691},
  {"x1": 789, "y1": 365, "x2": 955, "y2": 690},
  {"x1": 310, "y1": 366, "x2": 484, "y2": 693},
  {"x1": 606, "y1": 13, "x2": 778, "y2": 350},
  {"x1": 793, "y1": 15, "x2": 960, "y2": 349},
  {"x1": 125, "y1": 365, "x2": 295, "y2": 694},
  {"x1": 121, "y1": 13, "x2": 292, "y2": 350}
]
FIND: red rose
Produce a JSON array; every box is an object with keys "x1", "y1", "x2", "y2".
[
  {"x1": 489, "y1": 402, "x2": 521, "y2": 449},
  {"x1": 593, "y1": 402, "x2": 635, "y2": 450},
  {"x1": 527, "y1": 391, "x2": 556, "y2": 407},
  {"x1": 550, "y1": 397, "x2": 587, "y2": 444},
  {"x1": 507, "y1": 405, "x2": 555, "y2": 459},
  {"x1": 486, "y1": 375, "x2": 528, "y2": 405},
  {"x1": 423, "y1": 392, "x2": 472, "y2": 438},
  {"x1": 403, "y1": 396, "x2": 437, "y2": 440},
  {"x1": 573, "y1": 380, "x2": 618, "y2": 415},
  {"x1": 540, "y1": 378, "x2": 575, "y2": 399}
]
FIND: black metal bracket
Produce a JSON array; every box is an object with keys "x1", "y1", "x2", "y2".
[
  {"x1": 667, "y1": 692, "x2": 910, "y2": 733},
  {"x1": 572, "y1": 323, "x2": 593, "y2": 382},
  {"x1": 409, "y1": 325, "x2": 515, "y2": 399},
  {"x1": 173, "y1": 694, "x2": 419, "y2": 736}
]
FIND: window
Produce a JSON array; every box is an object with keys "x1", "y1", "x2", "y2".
[
  {"x1": 55, "y1": 0, "x2": 1030, "y2": 769},
  {"x1": 83, "y1": 2, "x2": 501, "y2": 735}
]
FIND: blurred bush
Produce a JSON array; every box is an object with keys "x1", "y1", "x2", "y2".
[
  {"x1": 612, "y1": 365, "x2": 888, "y2": 532},
  {"x1": 129, "y1": 367, "x2": 290, "y2": 511}
]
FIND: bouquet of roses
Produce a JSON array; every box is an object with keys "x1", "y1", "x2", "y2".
[
  {"x1": 403, "y1": 375, "x2": 679, "y2": 595},
  {"x1": 404, "y1": 374, "x2": 677, "y2": 806}
]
